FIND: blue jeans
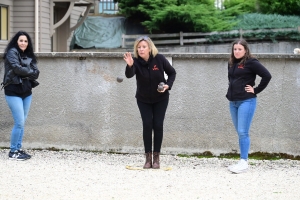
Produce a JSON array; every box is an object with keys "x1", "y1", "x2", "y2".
[
  {"x1": 229, "y1": 98, "x2": 257, "y2": 160},
  {"x1": 5, "y1": 95, "x2": 32, "y2": 152}
]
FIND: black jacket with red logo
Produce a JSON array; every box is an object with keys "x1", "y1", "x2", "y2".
[
  {"x1": 125, "y1": 54, "x2": 176, "y2": 103},
  {"x1": 226, "y1": 58, "x2": 272, "y2": 101}
]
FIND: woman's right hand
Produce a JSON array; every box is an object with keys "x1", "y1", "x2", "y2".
[{"x1": 123, "y1": 52, "x2": 133, "y2": 67}]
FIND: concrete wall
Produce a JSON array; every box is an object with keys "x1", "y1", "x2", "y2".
[
  {"x1": 0, "y1": 53, "x2": 300, "y2": 156},
  {"x1": 157, "y1": 41, "x2": 300, "y2": 54},
  {"x1": 73, "y1": 41, "x2": 300, "y2": 54}
]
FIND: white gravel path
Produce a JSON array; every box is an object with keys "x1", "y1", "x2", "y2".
[{"x1": 0, "y1": 149, "x2": 299, "y2": 200}]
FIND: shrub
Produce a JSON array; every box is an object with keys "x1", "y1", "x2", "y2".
[
  {"x1": 233, "y1": 13, "x2": 300, "y2": 30},
  {"x1": 256, "y1": 0, "x2": 300, "y2": 16}
]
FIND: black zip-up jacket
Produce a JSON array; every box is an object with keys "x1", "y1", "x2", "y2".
[
  {"x1": 2, "y1": 47, "x2": 39, "y2": 97},
  {"x1": 226, "y1": 58, "x2": 272, "y2": 101},
  {"x1": 125, "y1": 54, "x2": 176, "y2": 103}
]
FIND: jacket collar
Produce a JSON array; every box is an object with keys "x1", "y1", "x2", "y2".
[{"x1": 137, "y1": 54, "x2": 153, "y2": 66}]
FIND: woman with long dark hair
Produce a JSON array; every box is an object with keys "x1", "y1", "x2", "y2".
[
  {"x1": 226, "y1": 39, "x2": 271, "y2": 173},
  {"x1": 2, "y1": 31, "x2": 40, "y2": 160}
]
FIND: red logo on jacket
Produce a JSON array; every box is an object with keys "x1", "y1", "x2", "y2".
[
  {"x1": 238, "y1": 64, "x2": 244, "y2": 69},
  {"x1": 152, "y1": 65, "x2": 159, "y2": 70}
]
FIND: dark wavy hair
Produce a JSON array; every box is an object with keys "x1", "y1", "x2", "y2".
[
  {"x1": 229, "y1": 39, "x2": 254, "y2": 67},
  {"x1": 3, "y1": 31, "x2": 37, "y2": 63}
]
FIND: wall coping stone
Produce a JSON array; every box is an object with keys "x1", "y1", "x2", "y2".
[{"x1": 0, "y1": 52, "x2": 298, "y2": 59}]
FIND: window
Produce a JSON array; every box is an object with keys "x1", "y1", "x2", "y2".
[
  {"x1": 0, "y1": 5, "x2": 8, "y2": 40},
  {"x1": 99, "y1": 0, "x2": 118, "y2": 14}
]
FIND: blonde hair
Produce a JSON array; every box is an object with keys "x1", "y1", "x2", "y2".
[{"x1": 133, "y1": 36, "x2": 158, "y2": 58}]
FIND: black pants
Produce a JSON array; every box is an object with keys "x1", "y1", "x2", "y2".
[{"x1": 137, "y1": 97, "x2": 169, "y2": 153}]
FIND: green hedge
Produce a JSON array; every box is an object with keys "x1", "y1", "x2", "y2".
[
  {"x1": 206, "y1": 31, "x2": 300, "y2": 43},
  {"x1": 205, "y1": 13, "x2": 300, "y2": 43},
  {"x1": 234, "y1": 13, "x2": 300, "y2": 30}
]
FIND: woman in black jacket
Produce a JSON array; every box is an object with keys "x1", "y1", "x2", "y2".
[
  {"x1": 123, "y1": 36, "x2": 176, "y2": 169},
  {"x1": 2, "y1": 31, "x2": 40, "y2": 160},
  {"x1": 226, "y1": 39, "x2": 271, "y2": 173}
]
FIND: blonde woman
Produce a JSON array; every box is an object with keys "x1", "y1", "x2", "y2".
[{"x1": 123, "y1": 36, "x2": 176, "y2": 169}]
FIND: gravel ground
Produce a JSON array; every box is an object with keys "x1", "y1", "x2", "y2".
[{"x1": 0, "y1": 149, "x2": 300, "y2": 200}]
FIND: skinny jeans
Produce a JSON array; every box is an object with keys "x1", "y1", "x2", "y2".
[
  {"x1": 229, "y1": 97, "x2": 256, "y2": 160},
  {"x1": 137, "y1": 97, "x2": 169, "y2": 153},
  {"x1": 5, "y1": 95, "x2": 32, "y2": 152}
]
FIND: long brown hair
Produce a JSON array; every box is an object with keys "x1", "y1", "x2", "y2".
[{"x1": 229, "y1": 39, "x2": 254, "y2": 67}]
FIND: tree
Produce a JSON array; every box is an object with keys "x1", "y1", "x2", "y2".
[
  {"x1": 116, "y1": 0, "x2": 149, "y2": 21},
  {"x1": 117, "y1": 0, "x2": 236, "y2": 33},
  {"x1": 223, "y1": 0, "x2": 257, "y2": 14},
  {"x1": 223, "y1": 0, "x2": 300, "y2": 16},
  {"x1": 256, "y1": 0, "x2": 300, "y2": 16}
]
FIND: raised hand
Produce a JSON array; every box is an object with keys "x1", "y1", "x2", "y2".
[{"x1": 123, "y1": 52, "x2": 134, "y2": 67}]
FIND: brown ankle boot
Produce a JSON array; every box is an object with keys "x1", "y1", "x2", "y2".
[
  {"x1": 152, "y1": 152, "x2": 160, "y2": 169},
  {"x1": 143, "y1": 152, "x2": 152, "y2": 169}
]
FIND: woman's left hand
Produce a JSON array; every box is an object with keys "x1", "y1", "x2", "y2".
[
  {"x1": 245, "y1": 85, "x2": 254, "y2": 93},
  {"x1": 157, "y1": 84, "x2": 169, "y2": 93}
]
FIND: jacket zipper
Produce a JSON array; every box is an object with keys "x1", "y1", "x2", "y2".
[
  {"x1": 230, "y1": 64, "x2": 237, "y2": 100},
  {"x1": 147, "y1": 64, "x2": 153, "y2": 102}
]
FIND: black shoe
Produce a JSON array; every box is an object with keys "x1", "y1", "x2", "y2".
[
  {"x1": 17, "y1": 149, "x2": 31, "y2": 159},
  {"x1": 8, "y1": 150, "x2": 28, "y2": 161}
]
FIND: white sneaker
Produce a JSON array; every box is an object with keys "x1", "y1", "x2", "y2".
[{"x1": 228, "y1": 159, "x2": 248, "y2": 173}]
